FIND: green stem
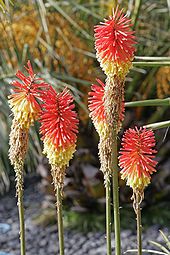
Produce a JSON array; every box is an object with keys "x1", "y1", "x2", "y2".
[
  {"x1": 133, "y1": 61, "x2": 170, "y2": 66},
  {"x1": 112, "y1": 136, "x2": 121, "y2": 255},
  {"x1": 105, "y1": 175, "x2": 112, "y2": 255},
  {"x1": 135, "y1": 56, "x2": 170, "y2": 61},
  {"x1": 56, "y1": 186, "x2": 64, "y2": 255},
  {"x1": 125, "y1": 98, "x2": 170, "y2": 107},
  {"x1": 15, "y1": 164, "x2": 26, "y2": 255},
  {"x1": 144, "y1": 120, "x2": 170, "y2": 130},
  {"x1": 136, "y1": 194, "x2": 142, "y2": 255},
  {"x1": 133, "y1": 0, "x2": 142, "y2": 29},
  {"x1": 18, "y1": 188, "x2": 26, "y2": 255}
]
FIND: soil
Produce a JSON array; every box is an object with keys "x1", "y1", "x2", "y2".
[{"x1": 0, "y1": 177, "x2": 169, "y2": 255}]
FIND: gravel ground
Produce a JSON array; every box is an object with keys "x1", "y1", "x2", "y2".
[{"x1": 0, "y1": 180, "x2": 169, "y2": 255}]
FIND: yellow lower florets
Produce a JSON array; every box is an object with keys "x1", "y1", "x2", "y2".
[
  {"x1": 93, "y1": 119, "x2": 108, "y2": 139},
  {"x1": 121, "y1": 170, "x2": 151, "y2": 192},
  {"x1": 97, "y1": 55, "x2": 133, "y2": 79},
  {"x1": 9, "y1": 94, "x2": 39, "y2": 128},
  {"x1": 43, "y1": 137, "x2": 76, "y2": 168}
]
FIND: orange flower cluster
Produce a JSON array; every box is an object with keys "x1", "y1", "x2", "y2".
[
  {"x1": 9, "y1": 61, "x2": 79, "y2": 188},
  {"x1": 88, "y1": 79, "x2": 124, "y2": 137},
  {"x1": 94, "y1": 7, "x2": 136, "y2": 77},
  {"x1": 119, "y1": 127, "x2": 157, "y2": 192},
  {"x1": 9, "y1": 61, "x2": 49, "y2": 128},
  {"x1": 40, "y1": 87, "x2": 79, "y2": 170}
]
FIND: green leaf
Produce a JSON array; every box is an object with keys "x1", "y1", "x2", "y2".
[
  {"x1": 133, "y1": 61, "x2": 170, "y2": 67},
  {"x1": 144, "y1": 120, "x2": 170, "y2": 130},
  {"x1": 125, "y1": 98, "x2": 170, "y2": 107}
]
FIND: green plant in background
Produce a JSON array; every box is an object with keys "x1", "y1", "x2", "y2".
[
  {"x1": 125, "y1": 230, "x2": 170, "y2": 254},
  {"x1": 0, "y1": 0, "x2": 13, "y2": 12}
]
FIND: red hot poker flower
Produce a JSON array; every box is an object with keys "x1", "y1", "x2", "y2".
[
  {"x1": 40, "y1": 86, "x2": 79, "y2": 169},
  {"x1": 88, "y1": 79, "x2": 107, "y2": 137},
  {"x1": 94, "y1": 7, "x2": 136, "y2": 76},
  {"x1": 9, "y1": 60, "x2": 49, "y2": 128},
  {"x1": 88, "y1": 79, "x2": 124, "y2": 136},
  {"x1": 89, "y1": 79, "x2": 105, "y2": 122},
  {"x1": 119, "y1": 127, "x2": 157, "y2": 192}
]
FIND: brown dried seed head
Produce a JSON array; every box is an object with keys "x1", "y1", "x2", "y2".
[
  {"x1": 104, "y1": 75, "x2": 125, "y2": 132},
  {"x1": 9, "y1": 118, "x2": 29, "y2": 195},
  {"x1": 9, "y1": 117, "x2": 29, "y2": 170},
  {"x1": 51, "y1": 165, "x2": 66, "y2": 190},
  {"x1": 98, "y1": 75, "x2": 125, "y2": 179}
]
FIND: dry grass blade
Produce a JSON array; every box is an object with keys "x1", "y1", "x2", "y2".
[
  {"x1": 132, "y1": 0, "x2": 142, "y2": 28},
  {"x1": 47, "y1": 0, "x2": 93, "y2": 40},
  {"x1": 72, "y1": 47, "x2": 96, "y2": 58},
  {"x1": 124, "y1": 249, "x2": 168, "y2": 254},
  {"x1": 149, "y1": 241, "x2": 170, "y2": 254},
  {"x1": 70, "y1": 1, "x2": 102, "y2": 20},
  {"x1": 36, "y1": 0, "x2": 51, "y2": 46},
  {"x1": 167, "y1": 0, "x2": 170, "y2": 14},
  {"x1": 159, "y1": 231, "x2": 170, "y2": 251}
]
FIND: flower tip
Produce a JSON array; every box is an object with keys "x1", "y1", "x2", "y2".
[
  {"x1": 9, "y1": 61, "x2": 49, "y2": 127},
  {"x1": 94, "y1": 6, "x2": 136, "y2": 74}
]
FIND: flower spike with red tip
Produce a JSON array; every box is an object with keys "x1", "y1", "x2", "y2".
[
  {"x1": 40, "y1": 86, "x2": 79, "y2": 188},
  {"x1": 88, "y1": 79, "x2": 106, "y2": 137},
  {"x1": 95, "y1": 7, "x2": 136, "y2": 77},
  {"x1": 92, "y1": 7, "x2": 136, "y2": 254},
  {"x1": 119, "y1": 127, "x2": 157, "y2": 254},
  {"x1": 9, "y1": 60, "x2": 49, "y2": 128},
  {"x1": 119, "y1": 127, "x2": 157, "y2": 193},
  {"x1": 88, "y1": 78, "x2": 124, "y2": 138},
  {"x1": 8, "y1": 61, "x2": 50, "y2": 255},
  {"x1": 40, "y1": 86, "x2": 78, "y2": 255}
]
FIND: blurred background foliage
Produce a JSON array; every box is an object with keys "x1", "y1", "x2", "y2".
[{"x1": 0, "y1": 0, "x2": 170, "y2": 229}]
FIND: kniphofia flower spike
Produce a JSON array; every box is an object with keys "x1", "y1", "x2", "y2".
[
  {"x1": 94, "y1": 7, "x2": 136, "y2": 77},
  {"x1": 119, "y1": 127, "x2": 157, "y2": 193},
  {"x1": 40, "y1": 86, "x2": 78, "y2": 255},
  {"x1": 119, "y1": 127, "x2": 157, "y2": 255},
  {"x1": 8, "y1": 61, "x2": 49, "y2": 255},
  {"x1": 9, "y1": 60, "x2": 49, "y2": 128},
  {"x1": 93, "y1": 6, "x2": 136, "y2": 255},
  {"x1": 40, "y1": 86, "x2": 78, "y2": 187},
  {"x1": 88, "y1": 79, "x2": 106, "y2": 137},
  {"x1": 88, "y1": 79, "x2": 124, "y2": 137}
]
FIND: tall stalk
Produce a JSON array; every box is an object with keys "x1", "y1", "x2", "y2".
[
  {"x1": 136, "y1": 193, "x2": 142, "y2": 255},
  {"x1": 8, "y1": 61, "x2": 50, "y2": 255},
  {"x1": 103, "y1": 75, "x2": 123, "y2": 255},
  {"x1": 119, "y1": 127, "x2": 157, "y2": 255},
  {"x1": 16, "y1": 165, "x2": 26, "y2": 255},
  {"x1": 112, "y1": 135, "x2": 121, "y2": 255},
  {"x1": 56, "y1": 185, "x2": 65, "y2": 255},
  {"x1": 105, "y1": 175, "x2": 112, "y2": 255},
  {"x1": 18, "y1": 188, "x2": 26, "y2": 255}
]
